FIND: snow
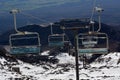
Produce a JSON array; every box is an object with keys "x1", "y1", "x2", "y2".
[
  {"x1": 41, "y1": 50, "x2": 50, "y2": 55},
  {"x1": 56, "y1": 53, "x2": 75, "y2": 64},
  {"x1": 0, "y1": 52, "x2": 120, "y2": 80},
  {"x1": 0, "y1": 57, "x2": 22, "y2": 80},
  {"x1": 0, "y1": 57, "x2": 7, "y2": 65},
  {"x1": 0, "y1": 69, "x2": 21, "y2": 80},
  {"x1": 91, "y1": 52, "x2": 120, "y2": 67}
]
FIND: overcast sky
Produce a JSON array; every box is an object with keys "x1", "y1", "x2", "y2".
[
  {"x1": 0, "y1": 0, "x2": 80, "y2": 11},
  {"x1": 0, "y1": 0, "x2": 119, "y2": 32}
]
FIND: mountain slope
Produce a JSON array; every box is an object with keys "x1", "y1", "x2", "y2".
[{"x1": 0, "y1": 47, "x2": 120, "y2": 80}]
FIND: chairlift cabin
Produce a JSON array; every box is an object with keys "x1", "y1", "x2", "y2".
[
  {"x1": 9, "y1": 32, "x2": 41, "y2": 54},
  {"x1": 78, "y1": 32, "x2": 109, "y2": 54},
  {"x1": 48, "y1": 33, "x2": 70, "y2": 47}
]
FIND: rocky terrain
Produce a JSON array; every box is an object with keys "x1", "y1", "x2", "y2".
[{"x1": 0, "y1": 47, "x2": 120, "y2": 80}]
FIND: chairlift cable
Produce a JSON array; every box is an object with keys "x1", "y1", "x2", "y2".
[
  {"x1": 20, "y1": 12, "x2": 50, "y2": 23},
  {"x1": 0, "y1": 2, "x2": 52, "y2": 25},
  {"x1": 89, "y1": 0, "x2": 96, "y2": 32},
  {"x1": 90, "y1": 0, "x2": 96, "y2": 22}
]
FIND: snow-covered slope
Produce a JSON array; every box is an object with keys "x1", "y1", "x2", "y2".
[
  {"x1": 0, "y1": 51, "x2": 120, "y2": 80},
  {"x1": 80, "y1": 53, "x2": 120, "y2": 80}
]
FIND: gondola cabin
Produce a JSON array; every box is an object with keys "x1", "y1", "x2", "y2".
[
  {"x1": 78, "y1": 32, "x2": 109, "y2": 54},
  {"x1": 9, "y1": 32, "x2": 41, "y2": 54}
]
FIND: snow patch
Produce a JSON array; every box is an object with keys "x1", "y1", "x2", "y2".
[
  {"x1": 56, "y1": 53, "x2": 75, "y2": 64},
  {"x1": 41, "y1": 50, "x2": 50, "y2": 55}
]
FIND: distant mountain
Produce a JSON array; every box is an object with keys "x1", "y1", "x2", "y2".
[{"x1": 0, "y1": 19, "x2": 120, "y2": 52}]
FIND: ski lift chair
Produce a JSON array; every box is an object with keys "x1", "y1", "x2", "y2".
[
  {"x1": 48, "y1": 33, "x2": 70, "y2": 47},
  {"x1": 82, "y1": 35, "x2": 98, "y2": 48},
  {"x1": 78, "y1": 32, "x2": 109, "y2": 54},
  {"x1": 9, "y1": 32, "x2": 41, "y2": 54}
]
